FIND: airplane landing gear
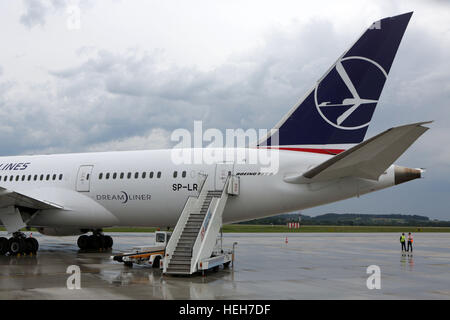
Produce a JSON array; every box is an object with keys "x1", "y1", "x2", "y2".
[
  {"x1": 0, "y1": 232, "x2": 39, "y2": 256},
  {"x1": 77, "y1": 230, "x2": 113, "y2": 251}
]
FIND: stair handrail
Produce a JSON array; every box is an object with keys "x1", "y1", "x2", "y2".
[{"x1": 163, "y1": 173, "x2": 209, "y2": 273}]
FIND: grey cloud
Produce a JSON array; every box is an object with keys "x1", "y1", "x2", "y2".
[
  {"x1": 20, "y1": 0, "x2": 48, "y2": 28},
  {"x1": 19, "y1": 0, "x2": 92, "y2": 28}
]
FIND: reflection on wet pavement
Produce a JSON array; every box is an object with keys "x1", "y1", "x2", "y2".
[{"x1": 1, "y1": 232, "x2": 450, "y2": 299}]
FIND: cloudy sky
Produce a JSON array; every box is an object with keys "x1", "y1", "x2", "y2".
[{"x1": 0, "y1": 0, "x2": 449, "y2": 219}]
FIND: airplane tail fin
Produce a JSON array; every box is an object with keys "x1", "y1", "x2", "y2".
[{"x1": 258, "y1": 12, "x2": 413, "y2": 153}]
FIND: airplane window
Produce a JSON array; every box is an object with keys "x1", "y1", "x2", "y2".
[
  {"x1": 59, "y1": 174, "x2": 63, "y2": 180},
  {"x1": 105, "y1": 173, "x2": 110, "y2": 180},
  {"x1": 142, "y1": 172, "x2": 146, "y2": 179},
  {"x1": 10, "y1": 176, "x2": 14, "y2": 181},
  {"x1": 149, "y1": 172, "x2": 154, "y2": 178},
  {"x1": 134, "y1": 172, "x2": 139, "y2": 179},
  {"x1": 15, "y1": 175, "x2": 19, "y2": 181},
  {"x1": 40, "y1": 175, "x2": 44, "y2": 181},
  {"x1": 173, "y1": 171, "x2": 177, "y2": 178},
  {"x1": 120, "y1": 172, "x2": 124, "y2": 179},
  {"x1": 52, "y1": 174, "x2": 56, "y2": 180},
  {"x1": 28, "y1": 175, "x2": 32, "y2": 181},
  {"x1": 157, "y1": 171, "x2": 161, "y2": 178},
  {"x1": 4, "y1": 176, "x2": 7, "y2": 181},
  {"x1": 22, "y1": 175, "x2": 26, "y2": 181},
  {"x1": 182, "y1": 171, "x2": 186, "y2": 178},
  {"x1": 99, "y1": 173, "x2": 103, "y2": 180},
  {"x1": 87, "y1": 174, "x2": 90, "y2": 180},
  {"x1": 34, "y1": 175, "x2": 37, "y2": 181},
  {"x1": 113, "y1": 173, "x2": 117, "y2": 179},
  {"x1": 46, "y1": 174, "x2": 50, "y2": 181},
  {"x1": 127, "y1": 172, "x2": 131, "y2": 179}
]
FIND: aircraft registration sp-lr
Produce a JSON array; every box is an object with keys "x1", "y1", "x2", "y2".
[{"x1": 0, "y1": 12, "x2": 430, "y2": 255}]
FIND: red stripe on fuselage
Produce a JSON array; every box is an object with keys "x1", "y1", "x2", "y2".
[{"x1": 258, "y1": 147, "x2": 345, "y2": 155}]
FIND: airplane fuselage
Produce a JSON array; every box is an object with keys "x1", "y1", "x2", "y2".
[{"x1": 0, "y1": 148, "x2": 397, "y2": 234}]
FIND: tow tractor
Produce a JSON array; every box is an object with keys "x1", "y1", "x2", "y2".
[{"x1": 111, "y1": 231, "x2": 171, "y2": 268}]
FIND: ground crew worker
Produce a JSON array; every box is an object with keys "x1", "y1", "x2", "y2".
[
  {"x1": 400, "y1": 233, "x2": 406, "y2": 251},
  {"x1": 407, "y1": 232, "x2": 413, "y2": 252}
]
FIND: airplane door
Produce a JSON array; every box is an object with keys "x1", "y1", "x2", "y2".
[
  {"x1": 76, "y1": 165, "x2": 94, "y2": 192},
  {"x1": 215, "y1": 162, "x2": 234, "y2": 190}
]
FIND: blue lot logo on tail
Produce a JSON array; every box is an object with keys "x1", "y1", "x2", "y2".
[{"x1": 314, "y1": 56, "x2": 387, "y2": 130}]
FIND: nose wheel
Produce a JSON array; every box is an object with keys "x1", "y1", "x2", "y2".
[
  {"x1": 0, "y1": 233, "x2": 39, "y2": 256},
  {"x1": 77, "y1": 231, "x2": 113, "y2": 251}
]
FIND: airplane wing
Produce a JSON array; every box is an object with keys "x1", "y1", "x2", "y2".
[
  {"x1": 0, "y1": 187, "x2": 63, "y2": 210},
  {"x1": 0, "y1": 187, "x2": 64, "y2": 233},
  {"x1": 284, "y1": 121, "x2": 431, "y2": 184}
]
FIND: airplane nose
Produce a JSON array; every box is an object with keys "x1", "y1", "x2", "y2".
[{"x1": 394, "y1": 165, "x2": 423, "y2": 185}]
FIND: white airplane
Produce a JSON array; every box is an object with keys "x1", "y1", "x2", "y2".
[{"x1": 0, "y1": 12, "x2": 429, "y2": 255}]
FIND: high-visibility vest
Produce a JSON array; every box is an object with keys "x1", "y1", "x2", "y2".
[{"x1": 400, "y1": 235, "x2": 406, "y2": 242}]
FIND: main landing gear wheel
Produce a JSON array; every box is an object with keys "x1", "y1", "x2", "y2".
[
  {"x1": 77, "y1": 234, "x2": 113, "y2": 251},
  {"x1": 9, "y1": 238, "x2": 25, "y2": 255},
  {"x1": 0, "y1": 233, "x2": 39, "y2": 256},
  {"x1": 0, "y1": 237, "x2": 8, "y2": 255}
]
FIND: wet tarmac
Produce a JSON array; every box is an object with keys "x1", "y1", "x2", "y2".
[{"x1": 0, "y1": 232, "x2": 449, "y2": 299}]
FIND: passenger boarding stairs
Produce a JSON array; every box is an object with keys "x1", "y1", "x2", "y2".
[{"x1": 164, "y1": 173, "x2": 238, "y2": 275}]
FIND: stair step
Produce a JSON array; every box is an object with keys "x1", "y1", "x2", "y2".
[
  {"x1": 173, "y1": 253, "x2": 192, "y2": 258},
  {"x1": 179, "y1": 235, "x2": 196, "y2": 239},
  {"x1": 173, "y1": 252, "x2": 192, "y2": 257},
  {"x1": 175, "y1": 242, "x2": 193, "y2": 249},
  {"x1": 187, "y1": 217, "x2": 204, "y2": 220},
  {"x1": 180, "y1": 233, "x2": 197, "y2": 237},
  {"x1": 182, "y1": 231, "x2": 200, "y2": 235},
  {"x1": 166, "y1": 269, "x2": 191, "y2": 275},
  {"x1": 185, "y1": 223, "x2": 202, "y2": 227},
  {"x1": 173, "y1": 250, "x2": 192, "y2": 259},
  {"x1": 171, "y1": 255, "x2": 192, "y2": 260},
  {"x1": 178, "y1": 242, "x2": 195, "y2": 247},
  {"x1": 175, "y1": 244, "x2": 193, "y2": 249},
  {"x1": 167, "y1": 264, "x2": 190, "y2": 269},
  {"x1": 184, "y1": 223, "x2": 202, "y2": 227},
  {"x1": 186, "y1": 218, "x2": 204, "y2": 225},
  {"x1": 190, "y1": 214, "x2": 205, "y2": 218},
  {"x1": 183, "y1": 227, "x2": 201, "y2": 232},
  {"x1": 169, "y1": 261, "x2": 191, "y2": 266},
  {"x1": 167, "y1": 267, "x2": 190, "y2": 272},
  {"x1": 178, "y1": 241, "x2": 195, "y2": 246}
]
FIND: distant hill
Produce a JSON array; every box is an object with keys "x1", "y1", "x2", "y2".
[{"x1": 237, "y1": 213, "x2": 450, "y2": 227}]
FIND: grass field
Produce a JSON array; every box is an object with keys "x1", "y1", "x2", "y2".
[
  {"x1": 104, "y1": 225, "x2": 450, "y2": 233},
  {"x1": 2, "y1": 225, "x2": 450, "y2": 233}
]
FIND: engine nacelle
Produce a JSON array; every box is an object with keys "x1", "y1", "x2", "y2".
[{"x1": 37, "y1": 227, "x2": 86, "y2": 236}]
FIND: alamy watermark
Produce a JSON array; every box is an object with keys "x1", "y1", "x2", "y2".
[
  {"x1": 66, "y1": 3, "x2": 81, "y2": 30},
  {"x1": 366, "y1": 265, "x2": 381, "y2": 290},
  {"x1": 66, "y1": 265, "x2": 81, "y2": 289},
  {"x1": 170, "y1": 121, "x2": 279, "y2": 173}
]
